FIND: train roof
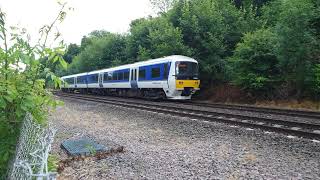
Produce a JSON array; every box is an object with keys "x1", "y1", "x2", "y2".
[
  {"x1": 131, "y1": 55, "x2": 197, "y2": 66},
  {"x1": 61, "y1": 72, "x2": 87, "y2": 79},
  {"x1": 61, "y1": 55, "x2": 197, "y2": 78}
]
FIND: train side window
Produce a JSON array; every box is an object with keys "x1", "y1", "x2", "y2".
[
  {"x1": 139, "y1": 69, "x2": 146, "y2": 80},
  {"x1": 66, "y1": 78, "x2": 74, "y2": 84},
  {"x1": 103, "y1": 73, "x2": 108, "y2": 82},
  {"x1": 135, "y1": 69, "x2": 137, "y2": 80},
  {"x1": 112, "y1": 72, "x2": 117, "y2": 80},
  {"x1": 92, "y1": 74, "x2": 98, "y2": 83},
  {"x1": 84, "y1": 76, "x2": 87, "y2": 84},
  {"x1": 124, "y1": 71, "x2": 129, "y2": 80},
  {"x1": 118, "y1": 72, "x2": 124, "y2": 80},
  {"x1": 77, "y1": 76, "x2": 86, "y2": 84},
  {"x1": 107, "y1": 72, "x2": 112, "y2": 81},
  {"x1": 151, "y1": 67, "x2": 160, "y2": 78},
  {"x1": 95, "y1": 74, "x2": 99, "y2": 82},
  {"x1": 88, "y1": 75, "x2": 93, "y2": 83}
]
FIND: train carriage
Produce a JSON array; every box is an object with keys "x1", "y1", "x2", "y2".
[{"x1": 61, "y1": 55, "x2": 200, "y2": 100}]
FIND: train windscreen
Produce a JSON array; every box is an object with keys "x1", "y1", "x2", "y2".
[{"x1": 175, "y1": 61, "x2": 199, "y2": 80}]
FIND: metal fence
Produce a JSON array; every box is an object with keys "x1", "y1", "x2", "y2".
[{"x1": 8, "y1": 113, "x2": 57, "y2": 180}]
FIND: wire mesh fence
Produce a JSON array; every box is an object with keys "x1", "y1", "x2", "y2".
[{"x1": 8, "y1": 113, "x2": 57, "y2": 180}]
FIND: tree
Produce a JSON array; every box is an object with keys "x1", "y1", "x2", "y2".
[
  {"x1": 126, "y1": 18, "x2": 153, "y2": 61},
  {"x1": 68, "y1": 33, "x2": 127, "y2": 73},
  {"x1": 127, "y1": 17, "x2": 191, "y2": 61},
  {"x1": 63, "y1": 43, "x2": 80, "y2": 64},
  {"x1": 307, "y1": 64, "x2": 320, "y2": 98},
  {"x1": 230, "y1": 28, "x2": 280, "y2": 98},
  {"x1": 150, "y1": 0, "x2": 176, "y2": 14},
  {"x1": 148, "y1": 19, "x2": 192, "y2": 58},
  {"x1": 274, "y1": 0, "x2": 319, "y2": 97},
  {"x1": 168, "y1": 0, "x2": 253, "y2": 84},
  {"x1": 233, "y1": 0, "x2": 273, "y2": 9},
  {"x1": 80, "y1": 30, "x2": 110, "y2": 50}
]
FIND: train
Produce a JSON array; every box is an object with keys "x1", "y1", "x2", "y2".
[{"x1": 61, "y1": 55, "x2": 200, "y2": 100}]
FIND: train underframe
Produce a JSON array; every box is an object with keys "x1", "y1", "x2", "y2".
[{"x1": 62, "y1": 88, "x2": 168, "y2": 100}]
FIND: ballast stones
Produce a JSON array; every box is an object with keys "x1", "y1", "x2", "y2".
[
  {"x1": 313, "y1": 130, "x2": 320, "y2": 134},
  {"x1": 61, "y1": 138, "x2": 107, "y2": 156}
]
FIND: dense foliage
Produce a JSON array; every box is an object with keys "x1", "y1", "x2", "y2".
[
  {"x1": 0, "y1": 4, "x2": 68, "y2": 177},
  {"x1": 60, "y1": 0, "x2": 320, "y2": 100},
  {"x1": 230, "y1": 29, "x2": 280, "y2": 98}
]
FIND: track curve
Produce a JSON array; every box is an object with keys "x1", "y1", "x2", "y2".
[{"x1": 54, "y1": 92, "x2": 320, "y2": 140}]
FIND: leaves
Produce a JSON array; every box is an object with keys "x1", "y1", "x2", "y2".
[
  {"x1": 231, "y1": 28, "x2": 280, "y2": 97},
  {"x1": 59, "y1": 57, "x2": 68, "y2": 69},
  {"x1": 0, "y1": 2, "x2": 69, "y2": 177}
]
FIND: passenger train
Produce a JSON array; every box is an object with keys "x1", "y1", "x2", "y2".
[{"x1": 61, "y1": 55, "x2": 200, "y2": 100}]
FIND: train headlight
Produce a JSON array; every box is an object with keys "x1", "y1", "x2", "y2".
[{"x1": 179, "y1": 81, "x2": 184, "y2": 85}]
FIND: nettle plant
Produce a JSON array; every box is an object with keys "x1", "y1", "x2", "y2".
[{"x1": 0, "y1": 2, "x2": 70, "y2": 175}]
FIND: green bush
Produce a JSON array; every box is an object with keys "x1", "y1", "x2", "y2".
[
  {"x1": 273, "y1": 0, "x2": 319, "y2": 97},
  {"x1": 230, "y1": 28, "x2": 280, "y2": 98},
  {"x1": 307, "y1": 64, "x2": 320, "y2": 98},
  {"x1": 0, "y1": 4, "x2": 67, "y2": 177}
]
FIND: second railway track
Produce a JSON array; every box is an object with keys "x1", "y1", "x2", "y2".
[
  {"x1": 184, "y1": 101, "x2": 320, "y2": 120},
  {"x1": 55, "y1": 92, "x2": 320, "y2": 140}
]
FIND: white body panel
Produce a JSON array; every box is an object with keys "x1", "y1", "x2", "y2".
[
  {"x1": 87, "y1": 83, "x2": 99, "y2": 88},
  {"x1": 137, "y1": 81, "x2": 168, "y2": 89},
  {"x1": 102, "y1": 83, "x2": 131, "y2": 88},
  {"x1": 76, "y1": 84, "x2": 87, "y2": 88}
]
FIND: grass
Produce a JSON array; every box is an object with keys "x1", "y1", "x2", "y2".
[
  {"x1": 48, "y1": 154, "x2": 59, "y2": 172},
  {"x1": 255, "y1": 99, "x2": 320, "y2": 111}
]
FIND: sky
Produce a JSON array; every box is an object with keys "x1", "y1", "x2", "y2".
[{"x1": 0, "y1": 0, "x2": 153, "y2": 45}]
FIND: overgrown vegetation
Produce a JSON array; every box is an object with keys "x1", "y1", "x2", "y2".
[
  {"x1": 48, "y1": 154, "x2": 59, "y2": 172},
  {"x1": 59, "y1": 0, "x2": 320, "y2": 101},
  {"x1": 0, "y1": 3, "x2": 68, "y2": 177}
]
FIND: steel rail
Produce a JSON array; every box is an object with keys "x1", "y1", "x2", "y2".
[
  {"x1": 185, "y1": 101, "x2": 320, "y2": 119},
  {"x1": 55, "y1": 92, "x2": 320, "y2": 140}
]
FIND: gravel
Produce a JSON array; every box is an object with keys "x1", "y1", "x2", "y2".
[{"x1": 50, "y1": 97, "x2": 320, "y2": 179}]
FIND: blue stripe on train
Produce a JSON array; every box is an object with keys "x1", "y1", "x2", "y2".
[
  {"x1": 138, "y1": 62, "x2": 170, "y2": 81},
  {"x1": 75, "y1": 62, "x2": 171, "y2": 85}
]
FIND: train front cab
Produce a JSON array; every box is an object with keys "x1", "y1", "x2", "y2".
[{"x1": 166, "y1": 60, "x2": 200, "y2": 100}]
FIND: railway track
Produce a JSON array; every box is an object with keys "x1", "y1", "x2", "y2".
[
  {"x1": 185, "y1": 101, "x2": 320, "y2": 120},
  {"x1": 54, "y1": 92, "x2": 320, "y2": 140},
  {"x1": 53, "y1": 89, "x2": 320, "y2": 119}
]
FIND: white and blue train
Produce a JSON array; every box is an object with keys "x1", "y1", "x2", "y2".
[{"x1": 61, "y1": 55, "x2": 200, "y2": 100}]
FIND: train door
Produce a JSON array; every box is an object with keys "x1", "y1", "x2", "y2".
[
  {"x1": 98, "y1": 73, "x2": 103, "y2": 88},
  {"x1": 130, "y1": 68, "x2": 138, "y2": 89},
  {"x1": 168, "y1": 61, "x2": 176, "y2": 90},
  {"x1": 74, "y1": 77, "x2": 77, "y2": 88},
  {"x1": 164, "y1": 62, "x2": 171, "y2": 89}
]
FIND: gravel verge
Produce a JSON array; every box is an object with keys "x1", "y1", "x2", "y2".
[{"x1": 49, "y1": 97, "x2": 320, "y2": 179}]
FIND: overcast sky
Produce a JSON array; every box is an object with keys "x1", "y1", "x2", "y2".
[{"x1": 0, "y1": 0, "x2": 153, "y2": 45}]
